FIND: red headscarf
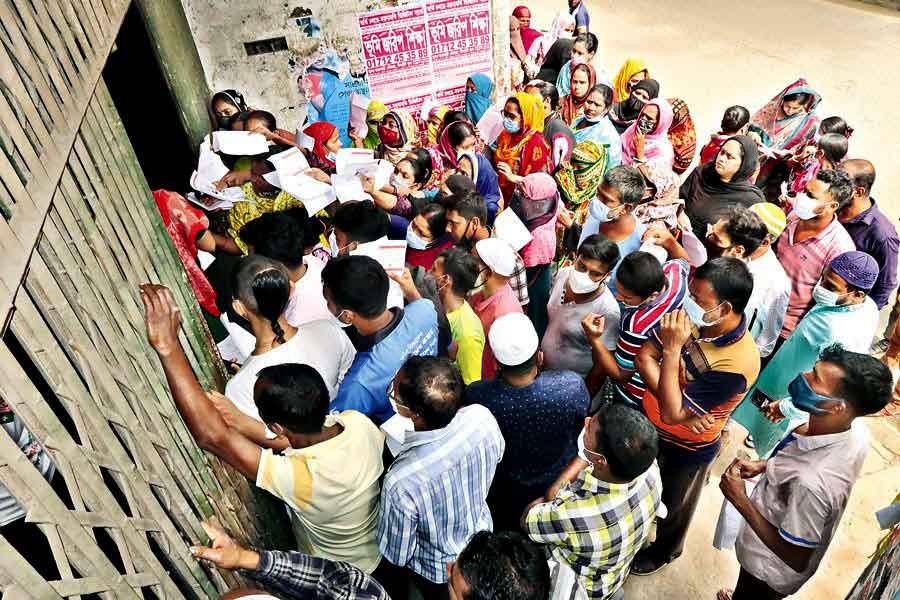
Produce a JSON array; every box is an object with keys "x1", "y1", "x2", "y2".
[
  {"x1": 303, "y1": 122, "x2": 338, "y2": 168},
  {"x1": 512, "y1": 6, "x2": 541, "y2": 52}
]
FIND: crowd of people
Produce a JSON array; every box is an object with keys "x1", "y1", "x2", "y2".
[{"x1": 129, "y1": 2, "x2": 900, "y2": 599}]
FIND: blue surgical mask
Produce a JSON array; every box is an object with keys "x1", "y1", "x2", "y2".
[
  {"x1": 406, "y1": 225, "x2": 429, "y2": 251},
  {"x1": 503, "y1": 117, "x2": 521, "y2": 133},
  {"x1": 787, "y1": 373, "x2": 833, "y2": 415},
  {"x1": 683, "y1": 296, "x2": 724, "y2": 328}
]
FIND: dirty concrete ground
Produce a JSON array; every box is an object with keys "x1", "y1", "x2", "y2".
[{"x1": 519, "y1": 0, "x2": 900, "y2": 597}]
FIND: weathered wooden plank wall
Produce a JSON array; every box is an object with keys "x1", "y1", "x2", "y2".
[{"x1": 0, "y1": 1, "x2": 262, "y2": 597}]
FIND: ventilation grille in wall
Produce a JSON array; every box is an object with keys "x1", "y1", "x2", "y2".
[{"x1": 244, "y1": 36, "x2": 288, "y2": 56}]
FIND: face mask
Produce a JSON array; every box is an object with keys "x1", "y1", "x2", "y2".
[
  {"x1": 216, "y1": 115, "x2": 235, "y2": 130},
  {"x1": 558, "y1": 31, "x2": 574, "y2": 40},
  {"x1": 390, "y1": 174, "x2": 407, "y2": 190},
  {"x1": 328, "y1": 231, "x2": 340, "y2": 258},
  {"x1": 576, "y1": 428, "x2": 603, "y2": 463},
  {"x1": 787, "y1": 373, "x2": 833, "y2": 415},
  {"x1": 584, "y1": 111, "x2": 606, "y2": 123},
  {"x1": 335, "y1": 309, "x2": 351, "y2": 325},
  {"x1": 637, "y1": 114, "x2": 655, "y2": 135},
  {"x1": 503, "y1": 117, "x2": 521, "y2": 134},
  {"x1": 683, "y1": 296, "x2": 724, "y2": 328},
  {"x1": 569, "y1": 268, "x2": 601, "y2": 294},
  {"x1": 589, "y1": 200, "x2": 619, "y2": 223},
  {"x1": 792, "y1": 193, "x2": 821, "y2": 221},
  {"x1": 812, "y1": 281, "x2": 847, "y2": 307},
  {"x1": 325, "y1": 151, "x2": 337, "y2": 162},
  {"x1": 406, "y1": 225, "x2": 429, "y2": 250},
  {"x1": 378, "y1": 124, "x2": 402, "y2": 146}
]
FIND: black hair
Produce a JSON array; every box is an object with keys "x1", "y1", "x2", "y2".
[
  {"x1": 499, "y1": 351, "x2": 539, "y2": 376},
  {"x1": 817, "y1": 169, "x2": 854, "y2": 209},
  {"x1": 231, "y1": 255, "x2": 290, "y2": 344},
  {"x1": 442, "y1": 110, "x2": 470, "y2": 129},
  {"x1": 239, "y1": 208, "x2": 308, "y2": 269},
  {"x1": 783, "y1": 92, "x2": 809, "y2": 105},
  {"x1": 720, "y1": 105, "x2": 750, "y2": 134},
  {"x1": 817, "y1": 133, "x2": 849, "y2": 165},
  {"x1": 819, "y1": 344, "x2": 892, "y2": 416},
  {"x1": 820, "y1": 116, "x2": 852, "y2": 137},
  {"x1": 332, "y1": 201, "x2": 390, "y2": 243},
  {"x1": 573, "y1": 32, "x2": 599, "y2": 55},
  {"x1": 578, "y1": 234, "x2": 620, "y2": 268},
  {"x1": 211, "y1": 89, "x2": 247, "y2": 112},
  {"x1": 693, "y1": 257, "x2": 754, "y2": 314},
  {"x1": 420, "y1": 203, "x2": 448, "y2": 238},
  {"x1": 534, "y1": 81, "x2": 561, "y2": 111},
  {"x1": 456, "y1": 530, "x2": 550, "y2": 600},
  {"x1": 446, "y1": 190, "x2": 488, "y2": 224},
  {"x1": 723, "y1": 207, "x2": 768, "y2": 257},
  {"x1": 603, "y1": 165, "x2": 645, "y2": 205},
  {"x1": 616, "y1": 251, "x2": 666, "y2": 299},
  {"x1": 588, "y1": 84, "x2": 614, "y2": 109},
  {"x1": 409, "y1": 268, "x2": 453, "y2": 358},
  {"x1": 447, "y1": 121, "x2": 476, "y2": 148},
  {"x1": 397, "y1": 356, "x2": 463, "y2": 429},
  {"x1": 254, "y1": 364, "x2": 329, "y2": 433},
  {"x1": 444, "y1": 174, "x2": 477, "y2": 197},
  {"x1": 401, "y1": 148, "x2": 434, "y2": 185},
  {"x1": 438, "y1": 247, "x2": 479, "y2": 297},
  {"x1": 321, "y1": 255, "x2": 388, "y2": 318},
  {"x1": 844, "y1": 159, "x2": 876, "y2": 195},
  {"x1": 592, "y1": 403, "x2": 659, "y2": 481},
  {"x1": 245, "y1": 109, "x2": 277, "y2": 131}
]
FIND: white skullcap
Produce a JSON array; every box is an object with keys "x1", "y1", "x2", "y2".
[
  {"x1": 489, "y1": 313, "x2": 539, "y2": 366},
  {"x1": 475, "y1": 238, "x2": 518, "y2": 277}
]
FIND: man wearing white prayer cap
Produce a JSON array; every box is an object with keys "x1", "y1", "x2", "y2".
[
  {"x1": 470, "y1": 238, "x2": 525, "y2": 380},
  {"x1": 468, "y1": 312, "x2": 591, "y2": 530}
]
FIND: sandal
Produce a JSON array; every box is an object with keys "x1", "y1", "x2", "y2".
[{"x1": 716, "y1": 590, "x2": 733, "y2": 600}]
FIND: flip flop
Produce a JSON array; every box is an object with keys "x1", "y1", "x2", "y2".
[{"x1": 716, "y1": 589, "x2": 733, "y2": 600}]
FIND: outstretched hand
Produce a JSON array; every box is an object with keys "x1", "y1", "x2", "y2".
[{"x1": 140, "y1": 284, "x2": 182, "y2": 356}]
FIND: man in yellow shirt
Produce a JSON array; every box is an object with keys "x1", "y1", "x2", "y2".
[{"x1": 431, "y1": 247, "x2": 485, "y2": 384}]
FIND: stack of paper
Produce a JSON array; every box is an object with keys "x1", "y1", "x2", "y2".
[
  {"x1": 493, "y1": 209, "x2": 533, "y2": 251},
  {"x1": 190, "y1": 147, "x2": 246, "y2": 205},
  {"x1": 212, "y1": 131, "x2": 270, "y2": 156},
  {"x1": 335, "y1": 148, "x2": 377, "y2": 176}
]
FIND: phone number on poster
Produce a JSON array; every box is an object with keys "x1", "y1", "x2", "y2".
[
  {"x1": 431, "y1": 36, "x2": 489, "y2": 56},
  {"x1": 366, "y1": 49, "x2": 429, "y2": 70}
]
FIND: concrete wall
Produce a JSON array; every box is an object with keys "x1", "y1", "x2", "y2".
[{"x1": 180, "y1": 0, "x2": 511, "y2": 133}]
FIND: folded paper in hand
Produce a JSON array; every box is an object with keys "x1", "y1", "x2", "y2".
[
  {"x1": 190, "y1": 146, "x2": 246, "y2": 204},
  {"x1": 336, "y1": 148, "x2": 377, "y2": 176},
  {"x1": 358, "y1": 159, "x2": 394, "y2": 190},
  {"x1": 212, "y1": 131, "x2": 270, "y2": 156},
  {"x1": 476, "y1": 108, "x2": 505, "y2": 146},
  {"x1": 279, "y1": 173, "x2": 336, "y2": 215},
  {"x1": 493, "y1": 209, "x2": 533, "y2": 251},
  {"x1": 351, "y1": 237, "x2": 407, "y2": 273}
]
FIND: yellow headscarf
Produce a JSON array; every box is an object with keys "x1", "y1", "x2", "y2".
[
  {"x1": 364, "y1": 100, "x2": 388, "y2": 149},
  {"x1": 426, "y1": 105, "x2": 449, "y2": 145},
  {"x1": 612, "y1": 58, "x2": 649, "y2": 103},
  {"x1": 512, "y1": 91, "x2": 545, "y2": 133}
]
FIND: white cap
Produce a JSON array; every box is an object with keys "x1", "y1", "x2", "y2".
[
  {"x1": 489, "y1": 313, "x2": 539, "y2": 366},
  {"x1": 475, "y1": 238, "x2": 518, "y2": 277},
  {"x1": 639, "y1": 240, "x2": 668, "y2": 264}
]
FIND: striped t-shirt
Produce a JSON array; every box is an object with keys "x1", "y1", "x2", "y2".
[{"x1": 613, "y1": 259, "x2": 689, "y2": 408}]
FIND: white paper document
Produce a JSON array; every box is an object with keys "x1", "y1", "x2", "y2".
[
  {"x1": 350, "y1": 94, "x2": 371, "y2": 139},
  {"x1": 336, "y1": 148, "x2": 377, "y2": 176},
  {"x1": 212, "y1": 131, "x2": 270, "y2": 156},
  {"x1": 351, "y1": 237, "x2": 407, "y2": 274},
  {"x1": 357, "y1": 159, "x2": 394, "y2": 191},
  {"x1": 279, "y1": 173, "x2": 336, "y2": 215},
  {"x1": 189, "y1": 172, "x2": 246, "y2": 205},
  {"x1": 186, "y1": 190, "x2": 237, "y2": 212},
  {"x1": 331, "y1": 174, "x2": 373, "y2": 203},
  {"x1": 476, "y1": 108, "x2": 505, "y2": 146},
  {"x1": 493, "y1": 209, "x2": 533, "y2": 251},
  {"x1": 268, "y1": 147, "x2": 310, "y2": 178}
]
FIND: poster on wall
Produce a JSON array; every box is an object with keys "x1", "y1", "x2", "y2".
[
  {"x1": 358, "y1": 0, "x2": 492, "y2": 121},
  {"x1": 304, "y1": 49, "x2": 371, "y2": 147},
  {"x1": 426, "y1": 0, "x2": 493, "y2": 109}
]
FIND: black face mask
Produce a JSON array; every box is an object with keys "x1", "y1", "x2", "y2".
[{"x1": 217, "y1": 115, "x2": 235, "y2": 130}]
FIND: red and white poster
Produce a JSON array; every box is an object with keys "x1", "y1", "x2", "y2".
[
  {"x1": 358, "y1": 0, "x2": 492, "y2": 116},
  {"x1": 426, "y1": 0, "x2": 492, "y2": 109},
  {"x1": 359, "y1": 5, "x2": 432, "y2": 101}
]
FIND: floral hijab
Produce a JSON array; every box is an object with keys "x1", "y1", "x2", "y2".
[
  {"x1": 381, "y1": 109, "x2": 418, "y2": 164},
  {"x1": 751, "y1": 78, "x2": 822, "y2": 151},
  {"x1": 620, "y1": 99, "x2": 675, "y2": 170}
]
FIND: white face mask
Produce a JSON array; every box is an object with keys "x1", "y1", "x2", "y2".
[
  {"x1": 390, "y1": 174, "x2": 407, "y2": 190},
  {"x1": 583, "y1": 111, "x2": 606, "y2": 123},
  {"x1": 589, "y1": 199, "x2": 616, "y2": 223},
  {"x1": 576, "y1": 427, "x2": 603, "y2": 463},
  {"x1": 792, "y1": 193, "x2": 821, "y2": 221},
  {"x1": 812, "y1": 281, "x2": 847, "y2": 307},
  {"x1": 569, "y1": 268, "x2": 601, "y2": 294},
  {"x1": 406, "y1": 225, "x2": 429, "y2": 250},
  {"x1": 683, "y1": 296, "x2": 724, "y2": 328},
  {"x1": 328, "y1": 231, "x2": 340, "y2": 258}
]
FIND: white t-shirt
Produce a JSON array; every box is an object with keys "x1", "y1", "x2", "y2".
[
  {"x1": 541, "y1": 267, "x2": 620, "y2": 376},
  {"x1": 284, "y1": 256, "x2": 334, "y2": 326},
  {"x1": 225, "y1": 319, "x2": 356, "y2": 422}
]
